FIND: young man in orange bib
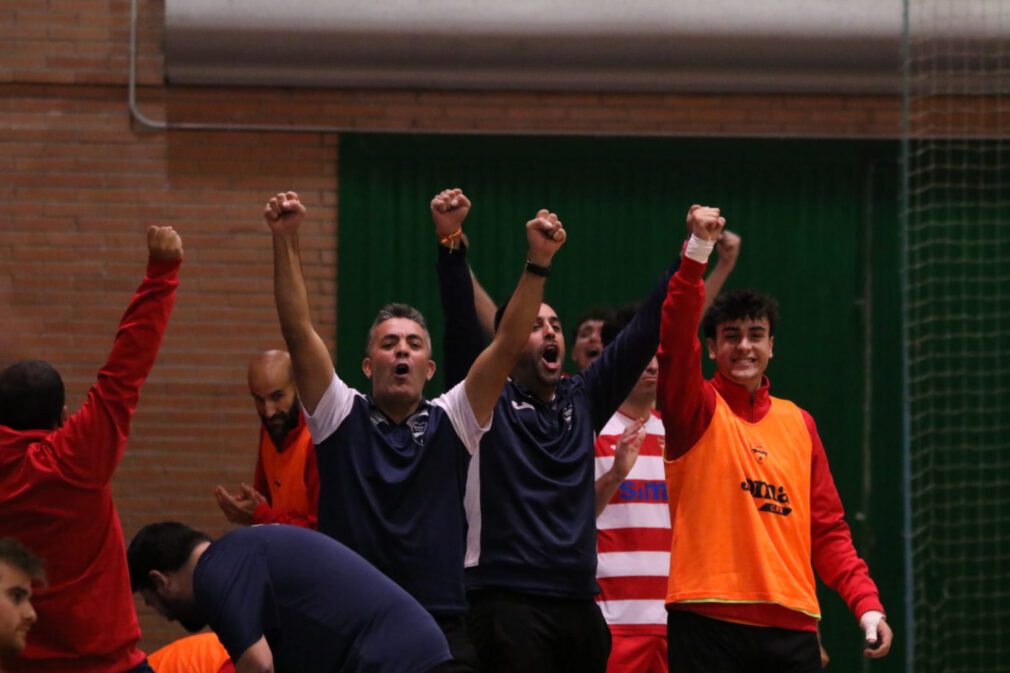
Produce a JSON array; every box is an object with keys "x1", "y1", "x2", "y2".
[{"x1": 656, "y1": 206, "x2": 892, "y2": 672}]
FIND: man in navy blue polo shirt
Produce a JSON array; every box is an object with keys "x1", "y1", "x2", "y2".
[
  {"x1": 127, "y1": 522, "x2": 450, "y2": 673},
  {"x1": 436, "y1": 198, "x2": 682, "y2": 673},
  {"x1": 264, "y1": 190, "x2": 566, "y2": 671}
]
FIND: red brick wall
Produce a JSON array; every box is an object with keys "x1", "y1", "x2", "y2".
[{"x1": 0, "y1": 0, "x2": 902, "y2": 655}]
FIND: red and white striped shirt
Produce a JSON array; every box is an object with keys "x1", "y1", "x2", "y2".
[{"x1": 595, "y1": 410, "x2": 671, "y2": 635}]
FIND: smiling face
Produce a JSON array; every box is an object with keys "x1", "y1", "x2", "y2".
[
  {"x1": 706, "y1": 318, "x2": 774, "y2": 391},
  {"x1": 512, "y1": 303, "x2": 566, "y2": 399},
  {"x1": 363, "y1": 317, "x2": 435, "y2": 410},
  {"x1": 0, "y1": 561, "x2": 36, "y2": 658}
]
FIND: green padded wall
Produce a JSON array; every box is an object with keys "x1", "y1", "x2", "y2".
[{"x1": 337, "y1": 134, "x2": 902, "y2": 673}]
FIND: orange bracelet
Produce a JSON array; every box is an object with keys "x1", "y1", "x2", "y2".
[{"x1": 440, "y1": 227, "x2": 463, "y2": 251}]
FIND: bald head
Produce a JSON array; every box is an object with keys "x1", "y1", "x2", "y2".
[{"x1": 247, "y1": 351, "x2": 299, "y2": 446}]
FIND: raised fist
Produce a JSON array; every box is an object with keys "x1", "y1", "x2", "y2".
[
  {"x1": 264, "y1": 191, "x2": 306, "y2": 235},
  {"x1": 147, "y1": 225, "x2": 183, "y2": 260},
  {"x1": 526, "y1": 209, "x2": 567, "y2": 267},
  {"x1": 430, "y1": 188, "x2": 472, "y2": 244},
  {"x1": 686, "y1": 204, "x2": 725, "y2": 242},
  {"x1": 716, "y1": 229, "x2": 742, "y2": 266}
]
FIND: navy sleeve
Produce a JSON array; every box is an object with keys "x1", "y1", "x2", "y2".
[
  {"x1": 579, "y1": 260, "x2": 680, "y2": 432},
  {"x1": 193, "y1": 541, "x2": 271, "y2": 665},
  {"x1": 437, "y1": 243, "x2": 486, "y2": 390}
]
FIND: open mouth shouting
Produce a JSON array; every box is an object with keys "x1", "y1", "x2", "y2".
[
  {"x1": 394, "y1": 362, "x2": 411, "y2": 377},
  {"x1": 541, "y1": 343, "x2": 561, "y2": 373}
]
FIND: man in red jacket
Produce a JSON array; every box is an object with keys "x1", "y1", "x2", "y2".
[
  {"x1": 0, "y1": 226, "x2": 182, "y2": 673},
  {"x1": 657, "y1": 206, "x2": 891, "y2": 672},
  {"x1": 214, "y1": 350, "x2": 318, "y2": 529}
]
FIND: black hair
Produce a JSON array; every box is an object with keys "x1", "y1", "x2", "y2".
[
  {"x1": 0, "y1": 538, "x2": 45, "y2": 581},
  {"x1": 569, "y1": 306, "x2": 615, "y2": 345},
  {"x1": 0, "y1": 360, "x2": 65, "y2": 431},
  {"x1": 364, "y1": 303, "x2": 430, "y2": 354},
  {"x1": 127, "y1": 522, "x2": 212, "y2": 592},
  {"x1": 701, "y1": 288, "x2": 779, "y2": 340},
  {"x1": 600, "y1": 303, "x2": 640, "y2": 347}
]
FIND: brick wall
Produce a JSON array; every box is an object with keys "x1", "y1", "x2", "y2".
[{"x1": 0, "y1": 0, "x2": 902, "y2": 655}]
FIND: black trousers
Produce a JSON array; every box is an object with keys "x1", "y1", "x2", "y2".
[
  {"x1": 466, "y1": 589, "x2": 611, "y2": 673},
  {"x1": 667, "y1": 610, "x2": 822, "y2": 673},
  {"x1": 430, "y1": 613, "x2": 481, "y2": 673}
]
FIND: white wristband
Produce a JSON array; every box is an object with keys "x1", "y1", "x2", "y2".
[{"x1": 684, "y1": 234, "x2": 715, "y2": 264}]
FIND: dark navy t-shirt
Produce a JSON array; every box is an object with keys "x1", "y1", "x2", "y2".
[
  {"x1": 305, "y1": 375, "x2": 486, "y2": 617},
  {"x1": 193, "y1": 525, "x2": 451, "y2": 673}
]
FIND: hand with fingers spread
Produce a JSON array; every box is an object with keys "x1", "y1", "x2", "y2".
[
  {"x1": 214, "y1": 483, "x2": 266, "y2": 526},
  {"x1": 859, "y1": 611, "x2": 893, "y2": 659},
  {"x1": 430, "y1": 188, "x2": 472, "y2": 249},
  {"x1": 264, "y1": 191, "x2": 307, "y2": 235},
  {"x1": 686, "y1": 204, "x2": 725, "y2": 242},
  {"x1": 611, "y1": 417, "x2": 647, "y2": 481},
  {"x1": 526, "y1": 209, "x2": 567, "y2": 268},
  {"x1": 147, "y1": 225, "x2": 183, "y2": 260}
]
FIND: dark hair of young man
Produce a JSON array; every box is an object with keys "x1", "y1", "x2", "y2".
[
  {"x1": 701, "y1": 288, "x2": 780, "y2": 340},
  {"x1": 0, "y1": 539, "x2": 45, "y2": 582},
  {"x1": 600, "y1": 303, "x2": 641, "y2": 348},
  {"x1": 126, "y1": 522, "x2": 212, "y2": 592},
  {"x1": 0, "y1": 360, "x2": 65, "y2": 431},
  {"x1": 569, "y1": 306, "x2": 615, "y2": 345}
]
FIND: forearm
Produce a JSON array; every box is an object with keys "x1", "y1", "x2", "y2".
[
  {"x1": 472, "y1": 269, "x2": 498, "y2": 340},
  {"x1": 657, "y1": 259, "x2": 712, "y2": 459},
  {"x1": 594, "y1": 471, "x2": 623, "y2": 517},
  {"x1": 437, "y1": 243, "x2": 485, "y2": 389},
  {"x1": 584, "y1": 261, "x2": 679, "y2": 427},
  {"x1": 57, "y1": 257, "x2": 180, "y2": 484},
  {"x1": 702, "y1": 257, "x2": 734, "y2": 313},
  {"x1": 272, "y1": 232, "x2": 332, "y2": 413},
  {"x1": 807, "y1": 417, "x2": 884, "y2": 618},
  {"x1": 464, "y1": 265, "x2": 546, "y2": 424}
]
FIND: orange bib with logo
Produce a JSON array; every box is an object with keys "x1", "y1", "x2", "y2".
[{"x1": 664, "y1": 393, "x2": 819, "y2": 618}]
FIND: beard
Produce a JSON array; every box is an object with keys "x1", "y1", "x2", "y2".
[{"x1": 261, "y1": 394, "x2": 301, "y2": 447}]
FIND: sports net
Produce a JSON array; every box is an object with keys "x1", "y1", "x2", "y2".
[{"x1": 903, "y1": 1, "x2": 1010, "y2": 671}]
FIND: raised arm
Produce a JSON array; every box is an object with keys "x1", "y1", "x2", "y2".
[
  {"x1": 594, "y1": 417, "x2": 647, "y2": 516},
  {"x1": 432, "y1": 188, "x2": 487, "y2": 389},
  {"x1": 657, "y1": 206, "x2": 724, "y2": 460},
  {"x1": 463, "y1": 209, "x2": 566, "y2": 426},
  {"x1": 702, "y1": 229, "x2": 741, "y2": 313},
  {"x1": 51, "y1": 226, "x2": 181, "y2": 486},
  {"x1": 265, "y1": 192, "x2": 333, "y2": 414}
]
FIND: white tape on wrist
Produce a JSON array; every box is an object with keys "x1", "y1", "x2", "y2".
[{"x1": 685, "y1": 234, "x2": 716, "y2": 263}]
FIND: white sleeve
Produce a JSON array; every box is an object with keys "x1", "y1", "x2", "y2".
[
  {"x1": 431, "y1": 380, "x2": 491, "y2": 456},
  {"x1": 303, "y1": 371, "x2": 357, "y2": 444}
]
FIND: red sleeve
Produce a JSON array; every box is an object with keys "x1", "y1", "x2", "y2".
[
  {"x1": 805, "y1": 410, "x2": 885, "y2": 620},
  {"x1": 40, "y1": 257, "x2": 179, "y2": 487},
  {"x1": 218, "y1": 661, "x2": 236, "y2": 673},
  {"x1": 250, "y1": 445, "x2": 319, "y2": 530},
  {"x1": 657, "y1": 257, "x2": 717, "y2": 460}
]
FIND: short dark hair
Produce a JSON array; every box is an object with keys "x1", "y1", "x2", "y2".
[
  {"x1": 600, "y1": 303, "x2": 640, "y2": 347},
  {"x1": 701, "y1": 289, "x2": 779, "y2": 340},
  {"x1": 0, "y1": 360, "x2": 65, "y2": 431},
  {"x1": 365, "y1": 303, "x2": 431, "y2": 354},
  {"x1": 570, "y1": 306, "x2": 615, "y2": 345},
  {"x1": 0, "y1": 539, "x2": 45, "y2": 581},
  {"x1": 127, "y1": 522, "x2": 212, "y2": 592}
]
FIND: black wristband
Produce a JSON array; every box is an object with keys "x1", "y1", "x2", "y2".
[{"x1": 525, "y1": 260, "x2": 551, "y2": 277}]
